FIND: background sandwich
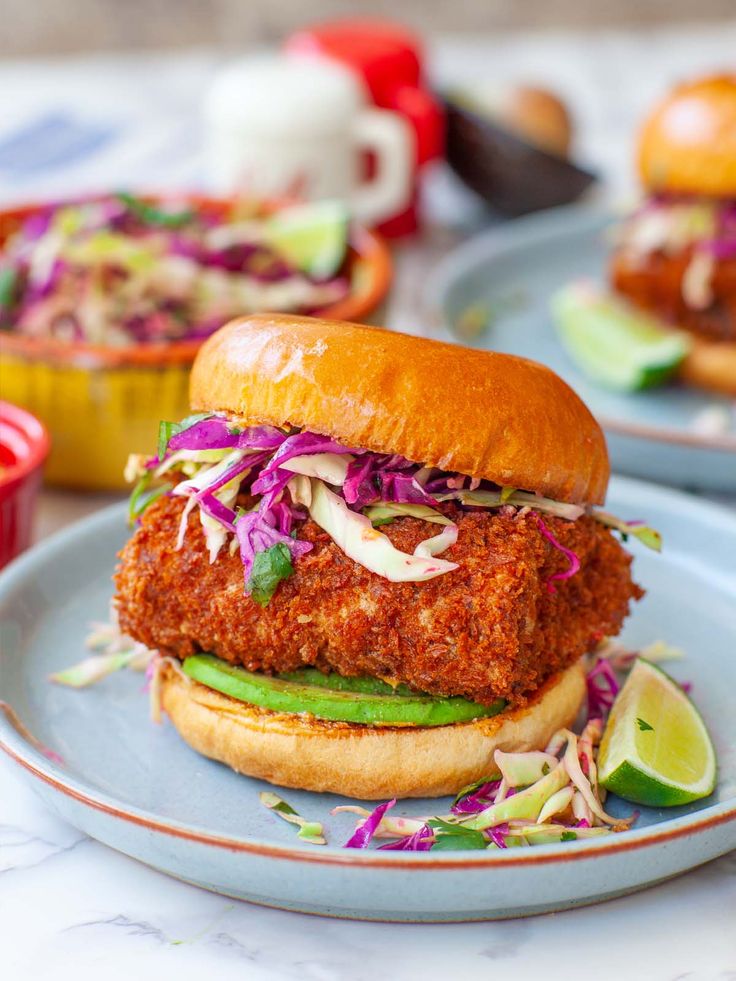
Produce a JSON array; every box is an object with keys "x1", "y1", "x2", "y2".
[{"x1": 610, "y1": 73, "x2": 736, "y2": 395}]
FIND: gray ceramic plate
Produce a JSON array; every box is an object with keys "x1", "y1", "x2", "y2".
[
  {"x1": 428, "y1": 205, "x2": 736, "y2": 492},
  {"x1": 1, "y1": 481, "x2": 735, "y2": 922}
]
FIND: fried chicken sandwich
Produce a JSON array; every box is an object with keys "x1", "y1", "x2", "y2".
[
  {"x1": 610, "y1": 73, "x2": 736, "y2": 395},
  {"x1": 116, "y1": 314, "x2": 649, "y2": 798}
]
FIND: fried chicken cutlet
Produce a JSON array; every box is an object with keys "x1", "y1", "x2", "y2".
[{"x1": 115, "y1": 496, "x2": 642, "y2": 706}]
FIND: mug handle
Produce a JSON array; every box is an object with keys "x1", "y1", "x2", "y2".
[
  {"x1": 390, "y1": 85, "x2": 445, "y2": 165},
  {"x1": 350, "y1": 108, "x2": 412, "y2": 227}
]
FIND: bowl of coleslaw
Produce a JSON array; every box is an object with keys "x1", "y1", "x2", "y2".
[{"x1": 0, "y1": 193, "x2": 391, "y2": 490}]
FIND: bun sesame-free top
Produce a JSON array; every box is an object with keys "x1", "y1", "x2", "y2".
[
  {"x1": 191, "y1": 314, "x2": 610, "y2": 505},
  {"x1": 638, "y1": 74, "x2": 736, "y2": 198}
]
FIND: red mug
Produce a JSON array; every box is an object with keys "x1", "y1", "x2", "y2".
[{"x1": 286, "y1": 18, "x2": 444, "y2": 237}]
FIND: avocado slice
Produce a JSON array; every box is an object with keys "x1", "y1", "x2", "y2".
[
  {"x1": 182, "y1": 654, "x2": 506, "y2": 727},
  {"x1": 278, "y1": 668, "x2": 414, "y2": 696}
]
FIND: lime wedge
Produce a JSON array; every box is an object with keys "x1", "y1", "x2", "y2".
[
  {"x1": 265, "y1": 201, "x2": 349, "y2": 279},
  {"x1": 551, "y1": 282, "x2": 690, "y2": 391},
  {"x1": 598, "y1": 659, "x2": 716, "y2": 807}
]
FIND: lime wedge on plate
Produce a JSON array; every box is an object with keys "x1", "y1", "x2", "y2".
[
  {"x1": 551, "y1": 282, "x2": 690, "y2": 391},
  {"x1": 266, "y1": 201, "x2": 349, "y2": 279},
  {"x1": 598, "y1": 658, "x2": 716, "y2": 806}
]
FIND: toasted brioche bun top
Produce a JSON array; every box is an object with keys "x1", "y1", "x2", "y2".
[
  {"x1": 191, "y1": 315, "x2": 609, "y2": 505},
  {"x1": 638, "y1": 74, "x2": 736, "y2": 197}
]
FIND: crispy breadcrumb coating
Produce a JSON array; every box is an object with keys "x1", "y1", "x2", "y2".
[
  {"x1": 611, "y1": 247, "x2": 736, "y2": 343},
  {"x1": 115, "y1": 497, "x2": 642, "y2": 705}
]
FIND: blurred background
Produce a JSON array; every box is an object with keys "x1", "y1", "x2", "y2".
[
  {"x1": 4, "y1": 0, "x2": 736, "y2": 53},
  {"x1": 0, "y1": 0, "x2": 735, "y2": 558},
  {"x1": 0, "y1": 0, "x2": 734, "y2": 205}
]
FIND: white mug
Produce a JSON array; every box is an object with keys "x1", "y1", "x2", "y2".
[{"x1": 204, "y1": 54, "x2": 413, "y2": 226}]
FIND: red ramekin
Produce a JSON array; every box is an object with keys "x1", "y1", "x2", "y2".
[{"x1": 0, "y1": 401, "x2": 50, "y2": 569}]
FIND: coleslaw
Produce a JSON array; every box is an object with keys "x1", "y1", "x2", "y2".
[
  {"x1": 125, "y1": 412, "x2": 661, "y2": 605},
  {"x1": 0, "y1": 195, "x2": 349, "y2": 345}
]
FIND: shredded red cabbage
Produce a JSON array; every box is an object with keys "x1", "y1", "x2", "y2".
[
  {"x1": 20, "y1": 208, "x2": 55, "y2": 241},
  {"x1": 196, "y1": 453, "x2": 265, "y2": 499},
  {"x1": 23, "y1": 257, "x2": 66, "y2": 305},
  {"x1": 534, "y1": 513, "x2": 581, "y2": 592},
  {"x1": 378, "y1": 824, "x2": 434, "y2": 851},
  {"x1": 236, "y1": 504, "x2": 313, "y2": 583},
  {"x1": 342, "y1": 456, "x2": 380, "y2": 506},
  {"x1": 342, "y1": 454, "x2": 436, "y2": 508},
  {"x1": 628, "y1": 197, "x2": 736, "y2": 261},
  {"x1": 702, "y1": 238, "x2": 736, "y2": 259},
  {"x1": 486, "y1": 823, "x2": 509, "y2": 849},
  {"x1": 167, "y1": 417, "x2": 284, "y2": 454},
  {"x1": 202, "y1": 241, "x2": 295, "y2": 281},
  {"x1": 252, "y1": 432, "x2": 357, "y2": 496},
  {"x1": 198, "y1": 492, "x2": 237, "y2": 531},
  {"x1": 424, "y1": 473, "x2": 479, "y2": 494},
  {"x1": 586, "y1": 657, "x2": 620, "y2": 719},
  {"x1": 344, "y1": 799, "x2": 396, "y2": 848},
  {"x1": 378, "y1": 472, "x2": 438, "y2": 506},
  {"x1": 270, "y1": 500, "x2": 306, "y2": 534},
  {"x1": 451, "y1": 780, "x2": 501, "y2": 815}
]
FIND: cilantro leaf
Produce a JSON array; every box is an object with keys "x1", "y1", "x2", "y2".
[
  {"x1": 431, "y1": 834, "x2": 488, "y2": 851},
  {"x1": 117, "y1": 192, "x2": 194, "y2": 228},
  {"x1": 246, "y1": 544, "x2": 293, "y2": 606},
  {"x1": 636, "y1": 717, "x2": 654, "y2": 732},
  {"x1": 428, "y1": 817, "x2": 488, "y2": 851},
  {"x1": 0, "y1": 267, "x2": 17, "y2": 310},
  {"x1": 560, "y1": 830, "x2": 577, "y2": 842},
  {"x1": 127, "y1": 472, "x2": 167, "y2": 527},
  {"x1": 157, "y1": 412, "x2": 212, "y2": 460},
  {"x1": 157, "y1": 421, "x2": 177, "y2": 460},
  {"x1": 427, "y1": 817, "x2": 464, "y2": 834}
]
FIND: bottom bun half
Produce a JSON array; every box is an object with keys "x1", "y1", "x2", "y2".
[
  {"x1": 160, "y1": 661, "x2": 586, "y2": 799},
  {"x1": 679, "y1": 336, "x2": 736, "y2": 397}
]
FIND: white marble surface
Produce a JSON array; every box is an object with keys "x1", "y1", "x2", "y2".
[
  {"x1": 2, "y1": 753, "x2": 736, "y2": 980},
  {"x1": 2, "y1": 23, "x2": 736, "y2": 978}
]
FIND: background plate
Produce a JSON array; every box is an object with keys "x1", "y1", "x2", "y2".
[
  {"x1": 428, "y1": 205, "x2": 736, "y2": 491},
  {"x1": 1, "y1": 480, "x2": 735, "y2": 922}
]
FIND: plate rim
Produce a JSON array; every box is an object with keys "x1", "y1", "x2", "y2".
[
  {"x1": 425, "y1": 202, "x2": 736, "y2": 455},
  {"x1": 1, "y1": 479, "x2": 735, "y2": 870}
]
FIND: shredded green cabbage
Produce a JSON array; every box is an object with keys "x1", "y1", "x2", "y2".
[{"x1": 293, "y1": 477, "x2": 459, "y2": 583}]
